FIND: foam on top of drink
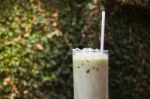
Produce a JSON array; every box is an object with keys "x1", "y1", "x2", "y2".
[{"x1": 73, "y1": 48, "x2": 108, "y2": 60}]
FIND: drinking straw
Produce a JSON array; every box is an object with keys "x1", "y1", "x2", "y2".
[{"x1": 100, "y1": 10, "x2": 105, "y2": 50}]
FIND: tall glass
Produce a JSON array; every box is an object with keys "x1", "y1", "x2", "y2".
[{"x1": 73, "y1": 48, "x2": 108, "y2": 99}]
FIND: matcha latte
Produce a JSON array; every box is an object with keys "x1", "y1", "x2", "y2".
[{"x1": 73, "y1": 48, "x2": 108, "y2": 99}]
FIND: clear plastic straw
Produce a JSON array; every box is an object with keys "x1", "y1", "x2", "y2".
[{"x1": 100, "y1": 10, "x2": 105, "y2": 50}]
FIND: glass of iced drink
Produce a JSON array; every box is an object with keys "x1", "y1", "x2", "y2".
[{"x1": 73, "y1": 48, "x2": 108, "y2": 99}]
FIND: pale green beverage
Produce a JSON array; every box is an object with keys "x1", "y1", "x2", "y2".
[{"x1": 73, "y1": 48, "x2": 108, "y2": 99}]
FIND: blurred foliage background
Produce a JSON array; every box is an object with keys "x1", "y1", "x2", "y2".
[{"x1": 0, "y1": 0, "x2": 149, "y2": 99}]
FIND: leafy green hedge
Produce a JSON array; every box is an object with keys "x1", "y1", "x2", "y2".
[
  {"x1": 0, "y1": 0, "x2": 149, "y2": 99},
  {"x1": 107, "y1": 5, "x2": 150, "y2": 99}
]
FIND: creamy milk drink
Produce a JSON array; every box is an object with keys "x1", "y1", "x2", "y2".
[{"x1": 73, "y1": 48, "x2": 108, "y2": 99}]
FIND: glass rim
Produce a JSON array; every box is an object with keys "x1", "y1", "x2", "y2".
[{"x1": 72, "y1": 48, "x2": 108, "y2": 55}]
